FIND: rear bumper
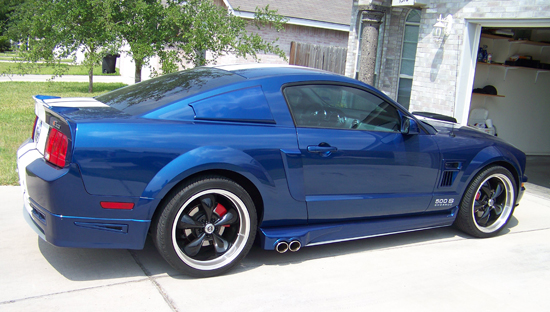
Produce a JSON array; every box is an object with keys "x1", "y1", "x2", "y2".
[
  {"x1": 22, "y1": 197, "x2": 150, "y2": 249},
  {"x1": 17, "y1": 140, "x2": 151, "y2": 250}
]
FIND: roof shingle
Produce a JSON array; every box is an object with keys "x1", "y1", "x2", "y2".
[{"x1": 227, "y1": 0, "x2": 352, "y2": 26}]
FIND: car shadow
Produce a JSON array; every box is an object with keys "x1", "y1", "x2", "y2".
[
  {"x1": 39, "y1": 217, "x2": 519, "y2": 281},
  {"x1": 229, "y1": 215, "x2": 519, "y2": 276},
  {"x1": 37, "y1": 238, "x2": 151, "y2": 281}
]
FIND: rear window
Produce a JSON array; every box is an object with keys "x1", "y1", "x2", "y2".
[{"x1": 95, "y1": 67, "x2": 245, "y2": 115}]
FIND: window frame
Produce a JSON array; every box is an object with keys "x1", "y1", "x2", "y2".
[{"x1": 397, "y1": 9, "x2": 422, "y2": 110}]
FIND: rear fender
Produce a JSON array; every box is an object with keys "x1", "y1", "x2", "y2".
[{"x1": 141, "y1": 146, "x2": 274, "y2": 208}]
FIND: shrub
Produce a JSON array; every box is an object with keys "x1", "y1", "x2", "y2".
[{"x1": 0, "y1": 36, "x2": 11, "y2": 52}]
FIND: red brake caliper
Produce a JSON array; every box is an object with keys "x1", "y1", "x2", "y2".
[
  {"x1": 475, "y1": 191, "x2": 481, "y2": 201},
  {"x1": 214, "y1": 203, "x2": 230, "y2": 227}
]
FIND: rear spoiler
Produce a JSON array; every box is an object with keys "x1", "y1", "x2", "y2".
[{"x1": 33, "y1": 95, "x2": 61, "y2": 124}]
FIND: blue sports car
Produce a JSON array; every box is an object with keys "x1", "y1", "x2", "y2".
[{"x1": 17, "y1": 64, "x2": 527, "y2": 277}]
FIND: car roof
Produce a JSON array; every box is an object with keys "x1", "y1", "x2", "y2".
[
  {"x1": 212, "y1": 64, "x2": 343, "y2": 80},
  {"x1": 209, "y1": 64, "x2": 406, "y2": 112}
]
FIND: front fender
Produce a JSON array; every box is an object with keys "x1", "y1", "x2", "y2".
[
  {"x1": 141, "y1": 146, "x2": 274, "y2": 202},
  {"x1": 460, "y1": 145, "x2": 523, "y2": 194}
]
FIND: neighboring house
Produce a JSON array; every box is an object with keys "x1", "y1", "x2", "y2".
[
  {"x1": 211, "y1": 0, "x2": 352, "y2": 68},
  {"x1": 348, "y1": 0, "x2": 550, "y2": 156}
]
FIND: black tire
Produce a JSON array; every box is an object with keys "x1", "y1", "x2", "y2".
[
  {"x1": 151, "y1": 175, "x2": 257, "y2": 277},
  {"x1": 455, "y1": 166, "x2": 517, "y2": 238}
]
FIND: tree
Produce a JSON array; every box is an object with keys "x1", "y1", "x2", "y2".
[
  {"x1": 8, "y1": 0, "x2": 116, "y2": 92},
  {"x1": 8, "y1": 0, "x2": 287, "y2": 88},
  {"x1": 110, "y1": 0, "x2": 287, "y2": 83},
  {"x1": 164, "y1": 0, "x2": 287, "y2": 67},
  {"x1": 0, "y1": 0, "x2": 20, "y2": 51},
  {"x1": 108, "y1": 0, "x2": 166, "y2": 83},
  {"x1": 0, "y1": 0, "x2": 19, "y2": 35}
]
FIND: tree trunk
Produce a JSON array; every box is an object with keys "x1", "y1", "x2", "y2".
[
  {"x1": 88, "y1": 66, "x2": 93, "y2": 93},
  {"x1": 358, "y1": 11, "x2": 384, "y2": 86},
  {"x1": 135, "y1": 58, "x2": 143, "y2": 83}
]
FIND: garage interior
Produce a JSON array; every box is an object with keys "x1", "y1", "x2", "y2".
[{"x1": 470, "y1": 27, "x2": 550, "y2": 189}]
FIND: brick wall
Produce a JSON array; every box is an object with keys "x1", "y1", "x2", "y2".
[
  {"x1": 348, "y1": 0, "x2": 550, "y2": 117},
  {"x1": 345, "y1": 1, "x2": 360, "y2": 77},
  {"x1": 211, "y1": 23, "x2": 349, "y2": 66}
]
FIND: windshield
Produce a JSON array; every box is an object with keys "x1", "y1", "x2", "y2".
[{"x1": 95, "y1": 67, "x2": 245, "y2": 115}]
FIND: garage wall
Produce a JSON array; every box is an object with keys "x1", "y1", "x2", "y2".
[{"x1": 471, "y1": 36, "x2": 550, "y2": 155}]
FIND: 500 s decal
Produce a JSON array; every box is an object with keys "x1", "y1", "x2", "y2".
[{"x1": 434, "y1": 198, "x2": 455, "y2": 207}]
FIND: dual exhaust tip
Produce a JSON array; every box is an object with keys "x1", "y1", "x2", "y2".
[{"x1": 275, "y1": 240, "x2": 301, "y2": 253}]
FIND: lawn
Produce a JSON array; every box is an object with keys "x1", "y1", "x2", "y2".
[
  {"x1": 0, "y1": 82, "x2": 126, "y2": 185},
  {"x1": 0, "y1": 52, "x2": 73, "y2": 63},
  {"x1": 0, "y1": 56, "x2": 73, "y2": 63},
  {"x1": 0, "y1": 62, "x2": 120, "y2": 75}
]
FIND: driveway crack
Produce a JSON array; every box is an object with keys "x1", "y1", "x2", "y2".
[
  {"x1": 0, "y1": 279, "x2": 148, "y2": 305},
  {"x1": 128, "y1": 250, "x2": 178, "y2": 312}
]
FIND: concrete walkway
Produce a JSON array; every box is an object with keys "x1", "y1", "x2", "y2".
[
  {"x1": 1, "y1": 184, "x2": 549, "y2": 311},
  {"x1": 0, "y1": 74, "x2": 134, "y2": 84}
]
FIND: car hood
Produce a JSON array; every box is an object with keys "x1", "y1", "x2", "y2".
[
  {"x1": 419, "y1": 118, "x2": 510, "y2": 144},
  {"x1": 419, "y1": 117, "x2": 527, "y2": 182}
]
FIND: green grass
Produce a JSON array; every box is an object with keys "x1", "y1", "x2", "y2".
[
  {"x1": 0, "y1": 56, "x2": 73, "y2": 62},
  {"x1": 0, "y1": 52, "x2": 81, "y2": 63},
  {"x1": 0, "y1": 56, "x2": 24, "y2": 61},
  {"x1": 0, "y1": 82, "x2": 126, "y2": 185},
  {"x1": 0, "y1": 62, "x2": 120, "y2": 75}
]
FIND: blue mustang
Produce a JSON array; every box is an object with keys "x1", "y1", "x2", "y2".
[{"x1": 17, "y1": 64, "x2": 527, "y2": 277}]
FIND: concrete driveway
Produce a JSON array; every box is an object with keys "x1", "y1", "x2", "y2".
[{"x1": 1, "y1": 184, "x2": 549, "y2": 311}]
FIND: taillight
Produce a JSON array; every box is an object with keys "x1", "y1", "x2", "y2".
[{"x1": 45, "y1": 128, "x2": 68, "y2": 168}]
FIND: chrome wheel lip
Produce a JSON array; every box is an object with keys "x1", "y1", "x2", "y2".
[
  {"x1": 472, "y1": 173, "x2": 514, "y2": 233},
  {"x1": 171, "y1": 189, "x2": 250, "y2": 271}
]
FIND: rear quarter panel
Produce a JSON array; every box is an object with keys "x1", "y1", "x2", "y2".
[{"x1": 72, "y1": 77, "x2": 312, "y2": 227}]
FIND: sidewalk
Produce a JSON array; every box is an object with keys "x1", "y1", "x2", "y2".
[{"x1": 0, "y1": 74, "x2": 134, "y2": 84}]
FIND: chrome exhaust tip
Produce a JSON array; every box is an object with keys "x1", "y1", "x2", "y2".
[
  {"x1": 289, "y1": 240, "x2": 301, "y2": 252},
  {"x1": 275, "y1": 241, "x2": 289, "y2": 253}
]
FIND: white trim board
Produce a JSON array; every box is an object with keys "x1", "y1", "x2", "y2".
[{"x1": 230, "y1": 10, "x2": 350, "y2": 32}]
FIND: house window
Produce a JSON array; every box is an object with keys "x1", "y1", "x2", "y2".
[{"x1": 397, "y1": 9, "x2": 421, "y2": 110}]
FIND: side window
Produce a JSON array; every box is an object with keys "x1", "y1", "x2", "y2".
[{"x1": 284, "y1": 85, "x2": 401, "y2": 132}]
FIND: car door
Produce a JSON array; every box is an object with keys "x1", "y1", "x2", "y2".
[{"x1": 283, "y1": 84, "x2": 440, "y2": 223}]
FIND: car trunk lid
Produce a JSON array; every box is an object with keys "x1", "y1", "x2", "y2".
[{"x1": 32, "y1": 95, "x2": 111, "y2": 168}]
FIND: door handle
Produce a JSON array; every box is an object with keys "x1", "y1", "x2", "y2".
[{"x1": 307, "y1": 145, "x2": 337, "y2": 156}]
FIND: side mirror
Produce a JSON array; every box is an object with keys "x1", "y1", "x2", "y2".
[{"x1": 401, "y1": 116, "x2": 420, "y2": 135}]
